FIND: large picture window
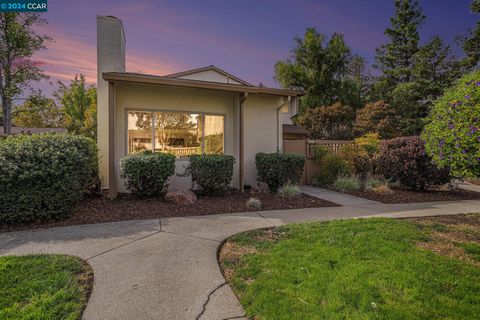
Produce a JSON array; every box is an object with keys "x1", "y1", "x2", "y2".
[{"x1": 128, "y1": 111, "x2": 224, "y2": 157}]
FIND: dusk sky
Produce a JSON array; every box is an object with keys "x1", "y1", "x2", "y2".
[{"x1": 32, "y1": 0, "x2": 477, "y2": 96}]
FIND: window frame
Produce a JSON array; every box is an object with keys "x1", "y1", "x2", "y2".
[{"x1": 125, "y1": 108, "x2": 226, "y2": 159}]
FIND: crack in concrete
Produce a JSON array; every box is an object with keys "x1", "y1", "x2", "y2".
[
  {"x1": 255, "y1": 211, "x2": 276, "y2": 227},
  {"x1": 222, "y1": 316, "x2": 246, "y2": 320},
  {"x1": 196, "y1": 282, "x2": 227, "y2": 320}
]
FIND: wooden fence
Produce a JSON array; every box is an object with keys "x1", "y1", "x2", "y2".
[{"x1": 283, "y1": 139, "x2": 354, "y2": 185}]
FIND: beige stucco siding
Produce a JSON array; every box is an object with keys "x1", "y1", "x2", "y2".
[
  {"x1": 113, "y1": 83, "x2": 239, "y2": 192},
  {"x1": 243, "y1": 94, "x2": 284, "y2": 186}
]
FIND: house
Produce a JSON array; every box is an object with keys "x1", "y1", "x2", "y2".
[{"x1": 96, "y1": 16, "x2": 301, "y2": 198}]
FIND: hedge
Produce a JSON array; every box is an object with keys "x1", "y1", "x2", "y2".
[
  {"x1": 187, "y1": 154, "x2": 235, "y2": 195},
  {"x1": 0, "y1": 134, "x2": 98, "y2": 223},
  {"x1": 255, "y1": 152, "x2": 305, "y2": 192},
  {"x1": 120, "y1": 151, "x2": 175, "y2": 197},
  {"x1": 376, "y1": 136, "x2": 451, "y2": 191}
]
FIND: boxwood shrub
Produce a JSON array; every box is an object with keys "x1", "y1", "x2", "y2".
[
  {"x1": 255, "y1": 152, "x2": 305, "y2": 192},
  {"x1": 376, "y1": 136, "x2": 451, "y2": 191},
  {"x1": 187, "y1": 154, "x2": 235, "y2": 195},
  {"x1": 120, "y1": 151, "x2": 175, "y2": 197},
  {"x1": 0, "y1": 133, "x2": 98, "y2": 224}
]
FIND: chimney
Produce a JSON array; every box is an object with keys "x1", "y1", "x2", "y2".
[{"x1": 97, "y1": 15, "x2": 125, "y2": 190}]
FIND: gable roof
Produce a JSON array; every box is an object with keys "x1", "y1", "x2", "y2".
[{"x1": 165, "y1": 65, "x2": 253, "y2": 86}]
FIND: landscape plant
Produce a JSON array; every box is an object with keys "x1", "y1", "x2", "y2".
[
  {"x1": 312, "y1": 155, "x2": 352, "y2": 187},
  {"x1": 246, "y1": 197, "x2": 262, "y2": 210},
  {"x1": 0, "y1": 133, "x2": 98, "y2": 223},
  {"x1": 187, "y1": 154, "x2": 235, "y2": 195},
  {"x1": 278, "y1": 181, "x2": 301, "y2": 198},
  {"x1": 255, "y1": 152, "x2": 305, "y2": 192},
  {"x1": 120, "y1": 151, "x2": 175, "y2": 197},
  {"x1": 332, "y1": 175, "x2": 361, "y2": 192},
  {"x1": 376, "y1": 136, "x2": 451, "y2": 191},
  {"x1": 423, "y1": 70, "x2": 480, "y2": 178}
]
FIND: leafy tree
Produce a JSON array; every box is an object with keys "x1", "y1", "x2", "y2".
[
  {"x1": 54, "y1": 74, "x2": 97, "y2": 139},
  {"x1": 375, "y1": 0, "x2": 425, "y2": 86},
  {"x1": 423, "y1": 71, "x2": 480, "y2": 178},
  {"x1": 458, "y1": 0, "x2": 480, "y2": 69},
  {"x1": 275, "y1": 28, "x2": 365, "y2": 111},
  {"x1": 296, "y1": 102, "x2": 354, "y2": 139},
  {"x1": 353, "y1": 100, "x2": 399, "y2": 138},
  {"x1": 13, "y1": 91, "x2": 63, "y2": 127},
  {"x1": 0, "y1": 13, "x2": 50, "y2": 134}
]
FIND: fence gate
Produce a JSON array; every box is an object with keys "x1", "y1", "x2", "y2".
[{"x1": 282, "y1": 139, "x2": 308, "y2": 185}]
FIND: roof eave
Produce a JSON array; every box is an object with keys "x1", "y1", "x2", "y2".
[{"x1": 103, "y1": 72, "x2": 302, "y2": 97}]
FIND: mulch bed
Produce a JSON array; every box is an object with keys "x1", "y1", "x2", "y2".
[
  {"x1": 346, "y1": 188, "x2": 480, "y2": 204},
  {"x1": 0, "y1": 191, "x2": 337, "y2": 233}
]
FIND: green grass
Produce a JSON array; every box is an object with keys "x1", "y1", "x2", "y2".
[
  {"x1": 0, "y1": 255, "x2": 93, "y2": 320},
  {"x1": 222, "y1": 218, "x2": 480, "y2": 319}
]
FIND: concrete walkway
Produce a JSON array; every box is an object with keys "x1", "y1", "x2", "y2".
[{"x1": 1, "y1": 190, "x2": 480, "y2": 320}]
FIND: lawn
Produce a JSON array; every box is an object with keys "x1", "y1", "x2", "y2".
[
  {"x1": 0, "y1": 255, "x2": 93, "y2": 320},
  {"x1": 220, "y1": 214, "x2": 480, "y2": 319}
]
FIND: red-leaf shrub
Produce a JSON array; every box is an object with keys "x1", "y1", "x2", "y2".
[{"x1": 376, "y1": 136, "x2": 450, "y2": 191}]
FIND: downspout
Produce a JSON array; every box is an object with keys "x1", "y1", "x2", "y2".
[
  {"x1": 276, "y1": 96, "x2": 291, "y2": 152},
  {"x1": 239, "y1": 92, "x2": 248, "y2": 192}
]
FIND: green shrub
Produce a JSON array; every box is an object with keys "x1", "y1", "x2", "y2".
[
  {"x1": 423, "y1": 70, "x2": 480, "y2": 178},
  {"x1": 332, "y1": 175, "x2": 361, "y2": 192},
  {"x1": 255, "y1": 152, "x2": 305, "y2": 192},
  {"x1": 364, "y1": 177, "x2": 385, "y2": 190},
  {"x1": 120, "y1": 151, "x2": 175, "y2": 197},
  {"x1": 377, "y1": 136, "x2": 451, "y2": 191},
  {"x1": 187, "y1": 154, "x2": 235, "y2": 194},
  {"x1": 312, "y1": 155, "x2": 352, "y2": 187},
  {"x1": 278, "y1": 181, "x2": 301, "y2": 198},
  {"x1": 0, "y1": 134, "x2": 98, "y2": 223}
]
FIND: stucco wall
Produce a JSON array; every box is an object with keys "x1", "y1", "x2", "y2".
[
  {"x1": 243, "y1": 94, "x2": 284, "y2": 186},
  {"x1": 113, "y1": 83, "x2": 239, "y2": 192}
]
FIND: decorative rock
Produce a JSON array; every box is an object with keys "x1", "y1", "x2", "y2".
[
  {"x1": 254, "y1": 182, "x2": 270, "y2": 194},
  {"x1": 165, "y1": 190, "x2": 197, "y2": 205}
]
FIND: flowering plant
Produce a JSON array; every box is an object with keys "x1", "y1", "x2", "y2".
[{"x1": 423, "y1": 71, "x2": 480, "y2": 178}]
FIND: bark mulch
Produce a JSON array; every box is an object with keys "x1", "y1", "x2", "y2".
[
  {"x1": 346, "y1": 188, "x2": 480, "y2": 204},
  {"x1": 0, "y1": 191, "x2": 337, "y2": 233}
]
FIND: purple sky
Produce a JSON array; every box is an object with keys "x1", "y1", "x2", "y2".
[{"x1": 32, "y1": 0, "x2": 477, "y2": 97}]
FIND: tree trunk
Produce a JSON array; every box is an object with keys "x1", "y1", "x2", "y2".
[{"x1": 2, "y1": 97, "x2": 11, "y2": 134}]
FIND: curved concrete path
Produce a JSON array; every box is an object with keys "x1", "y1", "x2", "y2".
[{"x1": 1, "y1": 193, "x2": 480, "y2": 319}]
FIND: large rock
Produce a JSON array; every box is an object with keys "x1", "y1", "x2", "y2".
[{"x1": 165, "y1": 190, "x2": 197, "y2": 205}]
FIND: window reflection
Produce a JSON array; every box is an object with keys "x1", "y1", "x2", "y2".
[{"x1": 127, "y1": 110, "x2": 224, "y2": 157}]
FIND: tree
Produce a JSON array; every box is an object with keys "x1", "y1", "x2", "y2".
[
  {"x1": 13, "y1": 91, "x2": 63, "y2": 127},
  {"x1": 275, "y1": 28, "x2": 364, "y2": 111},
  {"x1": 353, "y1": 100, "x2": 399, "y2": 138},
  {"x1": 374, "y1": 0, "x2": 425, "y2": 87},
  {"x1": 423, "y1": 71, "x2": 480, "y2": 178},
  {"x1": 0, "y1": 13, "x2": 50, "y2": 134},
  {"x1": 54, "y1": 74, "x2": 97, "y2": 139},
  {"x1": 296, "y1": 102, "x2": 354, "y2": 139},
  {"x1": 458, "y1": 0, "x2": 480, "y2": 69}
]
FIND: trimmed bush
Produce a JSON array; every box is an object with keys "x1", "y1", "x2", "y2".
[
  {"x1": 0, "y1": 134, "x2": 98, "y2": 223},
  {"x1": 120, "y1": 151, "x2": 175, "y2": 197},
  {"x1": 376, "y1": 136, "x2": 451, "y2": 191},
  {"x1": 332, "y1": 176, "x2": 361, "y2": 192},
  {"x1": 255, "y1": 152, "x2": 305, "y2": 192},
  {"x1": 312, "y1": 155, "x2": 352, "y2": 187},
  {"x1": 187, "y1": 154, "x2": 235, "y2": 194}
]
